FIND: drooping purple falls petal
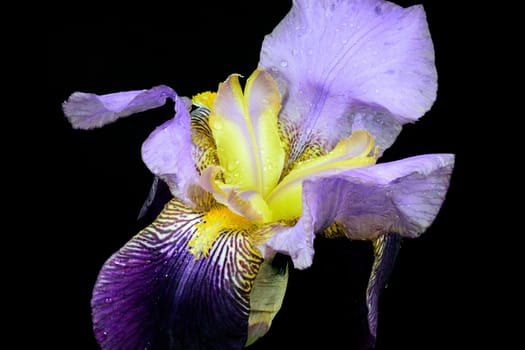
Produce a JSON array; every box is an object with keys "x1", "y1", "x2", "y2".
[
  {"x1": 366, "y1": 233, "x2": 402, "y2": 343},
  {"x1": 265, "y1": 154, "x2": 454, "y2": 269},
  {"x1": 91, "y1": 200, "x2": 263, "y2": 350},
  {"x1": 62, "y1": 85, "x2": 183, "y2": 129},
  {"x1": 259, "y1": 0, "x2": 436, "y2": 159}
]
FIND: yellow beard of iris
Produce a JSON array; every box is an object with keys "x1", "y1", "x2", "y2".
[
  {"x1": 194, "y1": 68, "x2": 377, "y2": 232},
  {"x1": 188, "y1": 206, "x2": 254, "y2": 259}
]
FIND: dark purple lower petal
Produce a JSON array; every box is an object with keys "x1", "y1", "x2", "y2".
[
  {"x1": 366, "y1": 233, "x2": 402, "y2": 343},
  {"x1": 92, "y1": 200, "x2": 263, "y2": 350}
]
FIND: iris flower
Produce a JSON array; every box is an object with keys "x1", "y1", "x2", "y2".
[{"x1": 63, "y1": 0, "x2": 454, "y2": 348}]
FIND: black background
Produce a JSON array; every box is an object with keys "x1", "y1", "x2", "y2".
[{"x1": 45, "y1": 1, "x2": 488, "y2": 349}]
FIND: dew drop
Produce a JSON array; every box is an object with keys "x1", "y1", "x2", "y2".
[
  {"x1": 114, "y1": 257, "x2": 128, "y2": 266},
  {"x1": 104, "y1": 297, "x2": 113, "y2": 304},
  {"x1": 280, "y1": 60, "x2": 288, "y2": 68},
  {"x1": 264, "y1": 163, "x2": 274, "y2": 172},
  {"x1": 100, "y1": 331, "x2": 108, "y2": 341},
  {"x1": 212, "y1": 119, "x2": 223, "y2": 130},
  {"x1": 226, "y1": 161, "x2": 239, "y2": 173}
]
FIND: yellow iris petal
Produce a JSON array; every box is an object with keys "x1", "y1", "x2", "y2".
[
  {"x1": 209, "y1": 70, "x2": 284, "y2": 197},
  {"x1": 266, "y1": 130, "x2": 377, "y2": 221},
  {"x1": 244, "y1": 69, "x2": 285, "y2": 197},
  {"x1": 199, "y1": 166, "x2": 272, "y2": 224}
]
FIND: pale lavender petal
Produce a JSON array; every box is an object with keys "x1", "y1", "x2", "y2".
[
  {"x1": 265, "y1": 154, "x2": 454, "y2": 269},
  {"x1": 263, "y1": 219, "x2": 315, "y2": 270},
  {"x1": 141, "y1": 95, "x2": 198, "y2": 204},
  {"x1": 63, "y1": 85, "x2": 181, "y2": 129},
  {"x1": 259, "y1": 0, "x2": 436, "y2": 156}
]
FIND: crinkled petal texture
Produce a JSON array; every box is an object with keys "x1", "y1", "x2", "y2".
[
  {"x1": 92, "y1": 200, "x2": 263, "y2": 350},
  {"x1": 264, "y1": 154, "x2": 454, "y2": 269},
  {"x1": 259, "y1": 0, "x2": 436, "y2": 158}
]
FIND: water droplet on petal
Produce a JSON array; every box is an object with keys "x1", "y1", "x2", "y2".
[
  {"x1": 226, "y1": 162, "x2": 237, "y2": 172},
  {"x1": 280, "y1": 60, "x2": 288, "y2": 68},
  {"x1": 212, "y1": 119, "x2": 223, "y2": 130},
  {"x1": 99, "y1": 331, "x2": 108, "y2": 342},
  {"x1": 104, "y1": 297, "x2": 113, "y2": 304}
]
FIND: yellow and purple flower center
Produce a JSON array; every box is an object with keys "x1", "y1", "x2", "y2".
[{"x1": 193, "y1": 69, "x2": 378, "y2": 231}]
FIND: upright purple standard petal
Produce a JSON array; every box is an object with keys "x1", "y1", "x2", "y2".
[
  {"x1": 265, "y1": 154, "x2": 454, "y2": 269},
  {"x1": 63, "y1": 85, "x2": 181, "y2": 129},
  {"x1": 92, "y1": 200, "x2": 263, "y2": 350},
  {"x1": 259, "y1": 0, "x2": 436, "y2": 157},
  {"x1": 141, "y1": 96, "x2": 199, "y2": 204}
]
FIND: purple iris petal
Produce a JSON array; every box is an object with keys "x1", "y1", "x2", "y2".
[
  {"x1": 265, "y1": 154, "x2": 454, "y2": 269},
  {"x1": 63, "y1": 85, "x2": 180, "y2": 129},
  {"x1": 366, "y1": 233, "x2": 402, "y2": 343},
  {"x1": 141, "y1": 95, "x2": 198, "y2": 204},
  {"x1": 92, "y1": 200, "x2": 262, "y2": 350},
  {"x1": 259, "y1": 0, "x2": 436, "y2": 156}
]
